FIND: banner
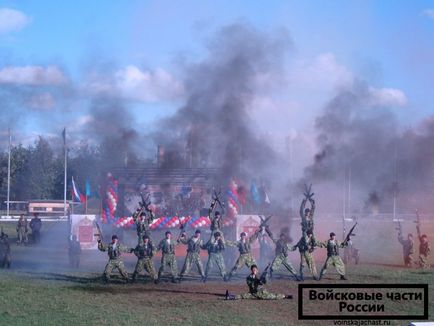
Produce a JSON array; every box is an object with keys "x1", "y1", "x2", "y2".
[{"x1": 70, "y1": 214, "x2": 97, "y2": 249}]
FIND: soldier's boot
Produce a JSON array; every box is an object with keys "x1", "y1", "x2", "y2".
[
  {"x1": 294, "y1": 274, "x2": 302, "y2": 282},
  {"x1": 225, "y1": 290, "x2": 236, "y2": 300},
  {"x1": 340, "y1": 275, "x2": 347, "y2": 280},
  {"x1": 102, "y1": 274, "x2": 109, "y2": 284},
  {"x1": 171, "y1": 276, "x2": 179, "y2": 283},
  {"x1": 131, "y1": 272, "x2": 138, "y2": 283},
  {"x1": 202, "y1": 275, "x2": 207, "y2": 283},
  {"x1": 285, "y1": 294, "x2": 293, "y2": 299},
  {"x1": 269, "y1": 268, "x2": 273, "y2": 279}
]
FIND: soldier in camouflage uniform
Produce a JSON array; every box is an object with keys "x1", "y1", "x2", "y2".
[
  {"x1": 16, "y1": 215, "x2": 28, "y2": 245},
  {"x1": 318, "y1": 232, "x2": 348, "y2": 280},
  {"x1": 0, "y1": 230, "x2": 11, "y2": 268},
  {"x1": 294, "y1": 230, "x2": 318, "y2": 280},
  {"x1": 156, "y1": 231, "x2": 179, "y2": 283},
  {"x1": 132, "y1": 234, "x2": 157, "y2": 283},
  {"x1": 226, "y1": 229, "x2": 261, "y2": 280},
  {"x1": 203, "y1": 231, "x2": 227, "y2": 282},
  {"x1": 265, "y1": 226, "x2": 300, "y2": 281},
  {"x1": 416, "y1": 225, "x2": 431, "y2": 269},
  {"x1": 208, "y1": 189, "x2": 225, "y2": 239},
  {"x1": 397, "y1": 233, "x2": 414, "y2": 267},
  {"x1": 133, "y1": 207, "x2": 155, "y2": 244},
  {"x1": 226, "y1": 265, "x2": 289, "y2": 300},
  {"x1": 300, "y1": 195, "x2": 315, "y2": 235},
  {"x1": 178, "y1": 229, "x2": 206, "y2": 281},
  {"x1": 98, "y1": 234, "x2": 131, "y2": 283}
]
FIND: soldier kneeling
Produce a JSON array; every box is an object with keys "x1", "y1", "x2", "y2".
[{"x1": 225, "y1": 264, "x2": 292, "y2": 300}]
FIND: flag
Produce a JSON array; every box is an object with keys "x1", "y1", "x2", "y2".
[
  {"x1": 85, "y1": 180, "x2": 92, "y2": 197},
  {"x1": 264, "y1": 191, "x2": 271, "y2": 204},
  {"x1": 72, "y1": 177, "x2": 86, "y2": 203},
  {"x1": 250, "y1": 180, "x2": 261, "y2": 204}
]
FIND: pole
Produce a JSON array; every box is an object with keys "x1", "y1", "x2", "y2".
[
  {"x1": 348, "y1": 166, "x2": 351, "y2": 216},
  {"x1": 393, "y1": 144, "x2": 397, "y2": 220},
  {"x1": 7, "y1": 128, "x2": 11, "y2": 218},
  {"x1": 63, "y1": 128, "x2": 67, "y2": 219}
]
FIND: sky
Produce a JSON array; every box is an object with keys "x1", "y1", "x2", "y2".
[{"x1": 1, "y1": 0, "x2": 434, "y2": 153}]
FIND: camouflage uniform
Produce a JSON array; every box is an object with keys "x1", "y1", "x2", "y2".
[
  {"x1": 0, "y1": 233, "x2": 11, "y2": 268},
  {"x1": 98, "y1": 241, "x2": 131, "y2": 282},
  {"x1": 318, "y1": 239, "x2": 347, "y2": 279},
  {"x1": 300, "y1": 198, "x2": 315, "y2": 234},
  {"x1": 16, "y1": 217, "x2": 28, "y2": 245},
  {"x1": 156, "y1": 238, "x2": 179, "y2": 281},
  {"x1": 208, "y1": 196, "x2": 225, "y2": 240},
  {"x1": 235, "y1": 273, "x2": 285, "y2": 300},
  {"x1": 226, "y1": 230, "x2": 260, "y2": 278},
  {"x1": 266, "y1": 229, "x2": 299, "y2": 279},
  {"x1": 294, "y1": 232, "x2": 318, "y2": 280},
  {"x1": 133, "y1": 210, "x2": 155, "y2": 244},
  {"x1": 416, "y1": 226, "x2": 431, "y2": 269},
  {"x1": 204, "y1": 236, "x2": 227, "y2": 280},
  {"x1": 397, "y1": 235, "x2": 414, "y2": 267},
  {"x1": 132, "y1": 242, "x2": 157, "y2": 281},
  {"x1": 178, "y1": 234, "x2": 206, "y2": 278}
]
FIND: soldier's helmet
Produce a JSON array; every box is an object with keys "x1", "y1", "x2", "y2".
[
  {"x1": 329, "y1": 232, "x2": 336, "y2": 237},
  {"x1": 215, "y1": 211, "x2": 221, "y2": 217},
  {"x1": 307, "y1": 230, "x2": 313, "y2": 236},
  {"x1": 195, "y1": 229, "x2": 201, "y2": 234},
  {"x1": 421, "y1": 234, "x2": 428, "y2": 239},
  {"x1": 250, "y1": 264, "x2": 258, "y2": 271},
  {"x1": 240, "y1": 232, "x2": 247, "y2": 237},
  {"x1": 304, "y1": 208, "x2": 310, "y2": 214},
  {"x1": 165, "y1": 231, "x2": 172, "y2": 236},
  {"x1": 143, "y1": 234, "x2": 149, "y2": 240},
  {"x1": 112, "y1": 235, "x2": 118, "y2": 240},
  {"x1": 214, "y1": 232, "x2": 221, "y2": 237}
]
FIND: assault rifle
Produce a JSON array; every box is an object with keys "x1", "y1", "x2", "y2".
[
  {"x1": 260, "y1": 263, "x2": 271, "y2": 284},
  {"x1": 94, "y1": 221, "x2": 104, "y2": 242},
  {"x1": 343, "y1": 223, "x2": 357, "y2": 245}
]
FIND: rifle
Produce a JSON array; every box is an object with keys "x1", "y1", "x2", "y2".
[
  {"x1": 212, "y1": 188, "x2": 225, "y2": 211},
  {"x1": 94, "y1": 221, "x2": 104, "y2": 242},
  {"x1": 343, "y1": 222, "x2": 357, "y2": 245},
  {"x1": 178, "y1": 216, "x2": 190, "y2": 233},
  {"x1": 414, "y1": 209, "x2": 421, "y2": 238},
  {"x1": 303, "y1": 183, "x2": 314, "y2": 200},
  {"x1": 395, "y1": 219, "x2": 403, "y2": 236},
  {"x1": 260, "y1": 262, "x2": 271, "y2": 284},
  {"x1": 259, "y1": 215, "x2": 273, "y2": 229}
]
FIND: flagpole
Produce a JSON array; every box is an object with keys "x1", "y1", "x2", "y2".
[
  {"x1": 7, "y1": 128, "x2": 11, "y2": 218},
  {"x1": 63, "y1": 128, "x2": 67, "y2": 219}
]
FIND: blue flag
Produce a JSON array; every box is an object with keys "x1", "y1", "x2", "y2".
[
  {"x1": 85, "y1": 180, "x2": 92, "y2": 197},
  {"x1": 250, "y1": 180, "x2": 261, "y2": 205}
]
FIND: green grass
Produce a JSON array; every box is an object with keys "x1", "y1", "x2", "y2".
[{"x1": 0, "y1": 265, "x2": 432, "y2": 326}]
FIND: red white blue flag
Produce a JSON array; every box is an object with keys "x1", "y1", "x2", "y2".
[{"x1": 72, "y1": 177, "x2": 86, "y2": 203}]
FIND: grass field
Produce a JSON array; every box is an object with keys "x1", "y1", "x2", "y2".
[{"x1": 0, "y1": 221, "x2": 433, "y2": 325}]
